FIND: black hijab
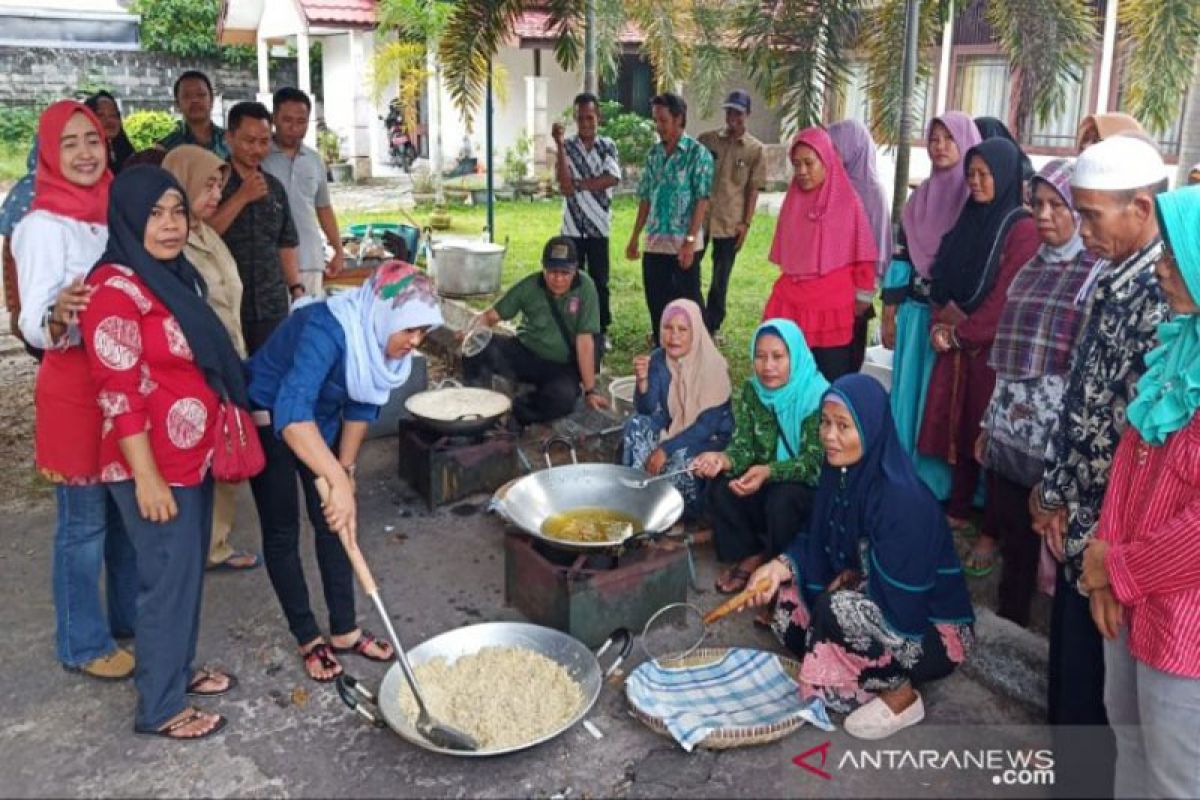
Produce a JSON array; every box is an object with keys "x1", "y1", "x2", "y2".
[
  {"x1": 85, "y1": 91, "x2": 136, "y2": 174},
  {"x1": 974, "y1": 116, "x2": 1034, "y2": 184},
  {"x1": 95, "y1": 166, "x2": 249, "y2": 407},
  {"x1": 930, "y1": 138, "x2": 1030, "y2": 313}
]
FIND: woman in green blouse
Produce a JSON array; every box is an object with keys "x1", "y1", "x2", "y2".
[{"x1": 692, "y1": 319, "x2": 826, "y2": 594}]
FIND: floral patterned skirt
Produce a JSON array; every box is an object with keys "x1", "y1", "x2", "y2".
[
  {"x1": 770, "y1": 580, "x2": 973, "y2": 713},
  {"x1": 621, "y1": 413, "x2": 701, "y2": 510}
]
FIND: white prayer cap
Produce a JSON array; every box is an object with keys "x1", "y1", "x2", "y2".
[{"x1": 1072, "y1": 135, "x2": 1167, "y2": 191}]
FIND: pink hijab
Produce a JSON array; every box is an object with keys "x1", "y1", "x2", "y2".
[
  {"x1": 769, "y1": 127, "x2": 878, "y2": 280},
  {"x1": 901, "y1": 111, "x2": 981, "y2": 277}
]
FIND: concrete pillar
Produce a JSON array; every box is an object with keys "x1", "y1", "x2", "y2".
[
  {"x1": 296, "y1": 29, "x2": 316, "y2": 149},
  {"x1": 348, "y1": 29, "x2": 374, "y2": 180},
  {"x1": 256, "y1": 37, "x2": 270, "y2": 96},
  {"x1": 935, "y1": 0, "x2": 954, "y2": 114},
  {"x1": 525, "y1": 75, "x2": 549, "y2": 169},
  {"x1": 1095, "y1": 0, "x2": 1120, "y2": 114},
  {"x1": 1174, "y1": 49, "x2": 1200, "y2": 185}
]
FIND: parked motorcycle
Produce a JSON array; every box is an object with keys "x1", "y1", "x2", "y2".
[{"x1": 383, "y1": 99, "x2": 418, "y2": 172}]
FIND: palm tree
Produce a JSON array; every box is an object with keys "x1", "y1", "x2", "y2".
[{"x1": 438, "y1": 0, "x2": 730, "y2": 124}]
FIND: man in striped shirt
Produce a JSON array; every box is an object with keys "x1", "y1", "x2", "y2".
[{"x1": 553, "y1": 93, "x2": 622, "y2": 340}]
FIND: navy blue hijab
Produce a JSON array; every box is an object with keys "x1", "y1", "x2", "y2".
[
  {"x1": 95, "y1": 166, "x2": 249, "y2": 407},
  {"x1": 786, "y1": 374, "x2": 974, "y2": 638}
]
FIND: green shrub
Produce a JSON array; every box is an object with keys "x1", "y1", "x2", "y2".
[
  {"x1": 0, "y1": 105, "x2": 41, "y2": 148},
  {"x1": 123, "y1": 110, "x2": 177, "y2": 150},
  {"x1": 557, "y1": 99, "x2": 656, "y2": 169},
  {"x1": 502, "y1": 134, "x2": 531, "y2": 185}
]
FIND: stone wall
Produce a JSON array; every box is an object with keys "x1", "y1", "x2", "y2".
[{"x1": 0, "y1": 46, "x2": 299, "y2": 112}]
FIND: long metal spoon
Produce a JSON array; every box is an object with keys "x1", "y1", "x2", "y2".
[
  {"x1": 618, "y1": 465, "x2": 695, "y2": 489},
  {"x1": 316, "y1": 478, "x2": 478, "y2": 752}
]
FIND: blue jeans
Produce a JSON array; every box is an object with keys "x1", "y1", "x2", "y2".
[{"x1": 52, "y1": 484, "x2": 138, "y2": 667}]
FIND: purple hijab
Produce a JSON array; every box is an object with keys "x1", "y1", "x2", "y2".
[
  {"x1": 901, "y1": 111, "x2": 981, "y2": 278},
  {"x1": 828, "y1": 119, "x2": 892, "y2": 278}
]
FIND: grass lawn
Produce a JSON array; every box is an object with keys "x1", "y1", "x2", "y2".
[
  {"x1": 0, "y1": 144, "x2": 29, "y2": 181},
  {"x1": 344, "y1": 195, "x2": 781, "y2": 383}
]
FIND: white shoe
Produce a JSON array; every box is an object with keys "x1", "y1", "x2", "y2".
[{"x1": 843, "y1": 693, "x2": 925, "y2": 740}]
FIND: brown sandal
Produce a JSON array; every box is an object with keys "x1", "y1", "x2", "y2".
[
  {"x1": 301, "y1": 642, "x2": 343, "y2": 683},
  {"x1": 186, "y1": 668, "x2": 238, "y2": 697},
  {"x1": 331, "y1": 630, "x2": 394, "y2": 662},
  {"x1": 135, "y1": 707, "x2": 227, "y2": 740}
]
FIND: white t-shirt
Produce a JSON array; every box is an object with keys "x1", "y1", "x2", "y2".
[{"x1": 12, "y1": 209, "x2": 108, "y2": 350}]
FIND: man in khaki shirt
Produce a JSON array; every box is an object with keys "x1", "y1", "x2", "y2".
[{"x1": 697, "y1": 90, "x2": 766, "y2": 336}]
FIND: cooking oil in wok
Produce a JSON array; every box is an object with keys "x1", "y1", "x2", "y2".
[{"x1": 541, "y1": 508, "x2": 641, "y2": 543}]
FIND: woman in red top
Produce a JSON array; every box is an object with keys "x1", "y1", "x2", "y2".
[
  {"x1": 81, "y1": 166, "x2": 251, "y2": 741},
  {"x1": 917, "y1": 138, "x2": 1039, "y2": 545},
  {"x1": 764, "y1": 126, "x2": 878, "y2": 381},
  {"x1": 1081, "y1": 186, "x2": 1200, "y2": 798},
  {"x1": 11, "y1": 101, "x2": 138, "y2": 680}
]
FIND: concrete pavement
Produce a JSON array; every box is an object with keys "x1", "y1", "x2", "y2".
[{"x1": 0, "y1": 437, "x2": 1050, "y2": 798}]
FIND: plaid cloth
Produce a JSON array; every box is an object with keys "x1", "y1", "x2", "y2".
[{"x1": 626, "y1": 648, "x2": 814, "y2": 751}]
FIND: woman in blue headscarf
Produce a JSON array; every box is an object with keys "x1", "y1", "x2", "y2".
[
  {"x1": 246, "y1": 260, "x2": 443, "y2": 683},
  {"x1": 691, "y1": 319, "x2": 825, "y2": 595},
  {"x1": 741, "y1": 374, "x2": 974, "y2": 740}
]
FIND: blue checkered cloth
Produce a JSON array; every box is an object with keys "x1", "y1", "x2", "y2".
[{"x1": 626, "y1": 648, "x2": 815, "y2": 751}]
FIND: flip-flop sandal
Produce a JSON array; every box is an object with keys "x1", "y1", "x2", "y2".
[
  {"x1": 186, "y1": 668, "x2": 238, "y2": 697},
  {"x1": 135, "y1": 707, "x2": 227, "y2": 741},
  {"x1": 206, "y1": 551, "x2": 262, "y2": 572},
  {"x1": 715, "y1": 566, "x2": 752, "y2": 595},
  {"x1": 301, "y1": 642, "x2": 343, "y2": 683},
  {"x1": 963, "y1": 548, "x2": 998, "y2": 578},
  {"x1": 331, "y1": 630, "x2": 394, "y2": 663}
]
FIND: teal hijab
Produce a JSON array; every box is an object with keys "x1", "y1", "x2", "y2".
[
  {"x1": 750, "y1": 319, "x2": 830, "y2": 460},
  {"x1": 1128, "y1": 186, "x2": 1200, "y2": 445}
]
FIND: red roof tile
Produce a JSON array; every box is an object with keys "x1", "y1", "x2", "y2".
[
  {"x1": 298, "y1": 0, "x2": 377, "y2": 28},
  {"x1": 511, "y1": 9, "x2": 641, "y2": 44}
]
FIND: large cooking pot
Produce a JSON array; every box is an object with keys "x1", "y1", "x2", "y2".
[
  {"x1": 337, "y1": 623, "x2": 632, "y2": 757},
  {"x1": 493, "y1": 438, "x2": 685, "y2": 552},
  {"x1": 429, "y1": 239, "x2": 506, "y2": 297},
  {"x1": 404, "y1": 379, "x2": 512, "y2": 436}
]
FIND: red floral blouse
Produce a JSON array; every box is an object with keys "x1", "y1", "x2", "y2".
[{"x1": 79, "y1": 264, "x2": 219, "y2": 487}]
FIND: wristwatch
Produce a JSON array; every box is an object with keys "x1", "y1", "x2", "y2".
[
  {"x1": 584, "y1": 387, "x2": 599, "y2": 397},
  {"x1": 289, "y1": 283, "x2": 306, "y2": 298},
  {"x1": 684, "y1": 234, "x2": 696, "y2": 244}
]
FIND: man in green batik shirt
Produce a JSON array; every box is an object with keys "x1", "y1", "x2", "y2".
[{"x1": 625, "y1": 92, "x2": 714, "y2": 345}]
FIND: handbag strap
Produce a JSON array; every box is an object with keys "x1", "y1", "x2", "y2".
[{"x1": 540, "y1": 277, "x2": 580, "y2": 364}]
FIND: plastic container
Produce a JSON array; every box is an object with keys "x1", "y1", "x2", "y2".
[
  {"x1": 609, "y1": 375, "x2": 637, "y2": 417},
  {"x1": 346, "y1": 223, "x2": 420, "y2": 262},
  {"x1": 860, "y1": 345, "x2": 894, "y2": 392}
]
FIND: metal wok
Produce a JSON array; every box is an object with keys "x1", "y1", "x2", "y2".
[
  {"x1": 337, "y1": 622, "x2": 631, "y2": 757},
  {"x1": 492, "y1": 438, "x2": 685, "y2": 552},
  {"x1": 404, "y1": 379, "x2": 512, "y2": 437}
]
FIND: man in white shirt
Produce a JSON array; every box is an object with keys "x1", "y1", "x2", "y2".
[{"x1": 262, "y1": 87, "x2": 345, "y2": 299}]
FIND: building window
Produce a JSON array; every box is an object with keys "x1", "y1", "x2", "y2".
[
  {"x1": 1027, "y1": 64, "x2": 1094, "y2": 150},
  {"x1": 1114, "y1": 93, "x2": 1185, "y2": 159},
  {"x1": 829, "y1": 59, "x2": 935, "y2": 137},
  {"x1": 952, "y1": 54, "x2": 1010, "y2": 121},
  {"x1": 601, "y1": 54, "x2": 654, "y2": 115}
]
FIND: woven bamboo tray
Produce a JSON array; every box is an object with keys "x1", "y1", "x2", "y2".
[{"x1": 627, "y1": 647, "x2": 806, "y2": 750}]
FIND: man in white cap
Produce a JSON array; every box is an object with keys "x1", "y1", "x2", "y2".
[{"x1": 1030, "y1": 134, "x2": 1170, "y2": 797}]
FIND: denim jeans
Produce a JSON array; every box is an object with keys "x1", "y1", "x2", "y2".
[
  {"x1": 1105, "y1": 629, "x2": 1200, "y2": 799},
  {"x1": 52, "y1": 484, "x2": 138, "y2": 667},
  {"x1": 109, "y1": 478, "x2": 214, "y2": 731}
]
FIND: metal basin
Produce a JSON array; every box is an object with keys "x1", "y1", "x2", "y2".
[
  {"x1": 494, "y1": 462, "x2": 685, "y2": 552},
  {"x1": 337, "y1": 622, "x2": 630, "y2": 757}
]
